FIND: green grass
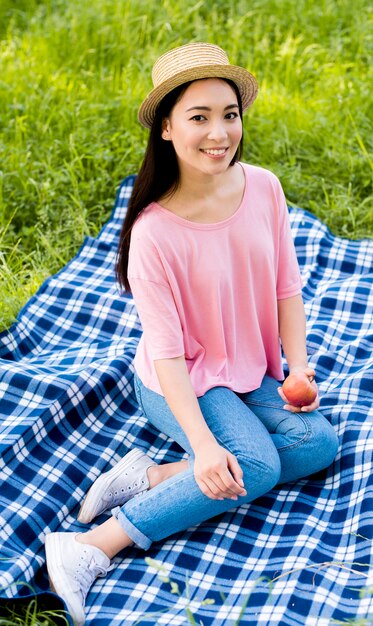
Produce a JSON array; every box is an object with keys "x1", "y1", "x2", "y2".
[
  {"x1": 0, "y1": 0, "x2": 372, "y2": 330},
  {"x1": 0, "y1": 598, "x2": 69, "y2": 625}
]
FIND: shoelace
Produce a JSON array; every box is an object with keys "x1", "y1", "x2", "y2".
[
  {"x1": 75, "y1": 550, "x2": 107, "y2": 601},
  {"x1": 104, "y1": 477, "x2": 147, "y2": 505}
]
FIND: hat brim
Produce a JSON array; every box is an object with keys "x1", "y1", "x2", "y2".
[{"x1": 138, "y1": 64, "x2": 258, "y2": 129}]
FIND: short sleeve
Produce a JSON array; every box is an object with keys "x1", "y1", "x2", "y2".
[
  {"x1": 129, "y1": 277, "x2": 184, "y2": 359},
  {"x1": 272, "y1": 177, "x2": 303, "y2": 299},
  {"x1": 128, "y1": 222, "x2": 184, "y2": 360}
]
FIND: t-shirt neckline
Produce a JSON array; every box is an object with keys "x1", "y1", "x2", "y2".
[{"x1": 153, "y1": 162, "x2": 249, "y2": 230}]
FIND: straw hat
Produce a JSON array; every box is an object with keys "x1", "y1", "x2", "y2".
[{"x1": 138, "y1": 42, "x2": 258, "y2": 129}]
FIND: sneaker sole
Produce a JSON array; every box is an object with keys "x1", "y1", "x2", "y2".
[
  {"x1": 77, "y1": 448, "x2": 149, "y2": 524},
  {"x1": 45, "y1": 533, "x2": 85, "y2": 626}
]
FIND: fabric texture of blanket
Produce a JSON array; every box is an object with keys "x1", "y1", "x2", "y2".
[{"x1": 0, "y1": 174, "x2": 372, "y2": 626}]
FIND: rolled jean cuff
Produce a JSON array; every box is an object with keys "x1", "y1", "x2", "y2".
[{"x1": 111, "y1": 506, "x2": 152, "y2": 550}]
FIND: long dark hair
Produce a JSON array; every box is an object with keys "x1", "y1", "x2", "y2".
[{"x1": 116, "y1": 79, "x2": 244, "y2": 291}]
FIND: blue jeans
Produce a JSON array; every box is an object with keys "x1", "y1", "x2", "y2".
[{"x1": 113, "y1": 374, "x2": 338, "y2": 549}]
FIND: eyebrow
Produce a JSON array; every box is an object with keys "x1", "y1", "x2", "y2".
[{"x1": 185, "y1": 104, "x2": 239, "y2": 112}]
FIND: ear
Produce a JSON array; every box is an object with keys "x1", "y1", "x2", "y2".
[{"x1": 161, "y1": 118, "x2": 172, "y2": 141}]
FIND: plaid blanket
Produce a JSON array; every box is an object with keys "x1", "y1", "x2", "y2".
[{"x1": 0, "y1": 175, "x2": 372, "y2": 626}]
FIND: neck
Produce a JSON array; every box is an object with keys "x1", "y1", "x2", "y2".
[{"x1": 174, "y1": 162, "x2": 238, "y2": 202}]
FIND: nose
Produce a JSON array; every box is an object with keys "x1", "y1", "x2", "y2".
[{"x1": 207, "y1": 120, "x2": 228, "y2": 142}]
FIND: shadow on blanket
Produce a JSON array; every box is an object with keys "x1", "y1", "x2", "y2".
[{"x1": 0, "y1": 175, "x2": 372, "y2": 626}]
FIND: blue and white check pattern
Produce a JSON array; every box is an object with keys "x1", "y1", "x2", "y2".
[{"x1": 0, "y1": 175, "x2": 372, "y2": 625}]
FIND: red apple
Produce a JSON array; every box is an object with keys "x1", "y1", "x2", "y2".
[{"x1": 281, "y1": 372, "x2": 317, "y2": 407}]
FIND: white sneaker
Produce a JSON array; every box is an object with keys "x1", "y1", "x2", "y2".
[
  {"x1": 45, "y1": 532, "x2": 110, "y2": 626},
  {"x1": 78, "y1": 448, "x2": 156, "y2": 524}
]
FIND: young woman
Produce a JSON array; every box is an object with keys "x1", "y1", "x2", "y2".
[{"x1": 45, "y1": 43, "x2": 338, "y2": 625}]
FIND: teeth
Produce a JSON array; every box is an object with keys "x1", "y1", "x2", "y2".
[{"x1": 203, "y1": 149, "x2": 226, "y2": 155}]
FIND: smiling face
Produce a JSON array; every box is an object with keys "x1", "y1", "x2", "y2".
[{"x1": 161, "y1": 78, "x2": 243, "y2": 180}]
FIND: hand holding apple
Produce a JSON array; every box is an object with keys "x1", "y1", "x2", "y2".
[{"x1": 279, "y1": 370, "x2": 318, "y2": 411}]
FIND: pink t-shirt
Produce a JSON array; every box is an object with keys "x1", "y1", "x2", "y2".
[{"x1": 128, "y1": 163, "x2": 302, "y2": 397}]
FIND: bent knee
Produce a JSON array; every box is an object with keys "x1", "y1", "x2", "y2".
[
  {"x1": 238, "y1": 449, "x2": 281, "y2": 492},
  {"x1": 278, "y1": 415, "x2": 338, "y2": 483}
]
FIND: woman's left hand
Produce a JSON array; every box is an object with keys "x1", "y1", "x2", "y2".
[{"x1": 277, "y1": 367, "x2": 320, "y2": 413}]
